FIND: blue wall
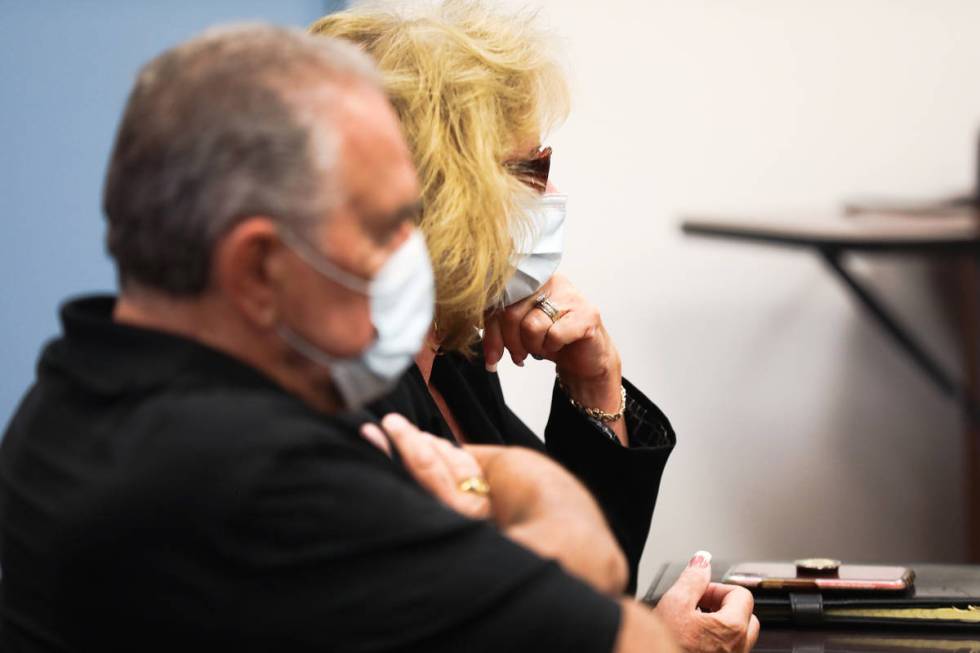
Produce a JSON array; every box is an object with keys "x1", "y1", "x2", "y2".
[{"x1": 0, "y1": 1, "x2": 345, "y2": 425}]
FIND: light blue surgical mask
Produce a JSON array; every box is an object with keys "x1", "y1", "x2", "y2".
[
  {"x1": 277, "y1": 228, "x2": 434, "y2": 410},
  {"x1": 501, "y1": 193, "x2": 567, "y2": 306}
]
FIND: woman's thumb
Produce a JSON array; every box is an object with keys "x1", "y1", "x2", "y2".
[{"x1": 663, "y1": 550, "x2": 712, "y2": 609}]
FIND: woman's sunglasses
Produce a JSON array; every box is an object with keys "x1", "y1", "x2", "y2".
[{"x1": 504, "y1": 146, "x2": 552, "y2": 193}]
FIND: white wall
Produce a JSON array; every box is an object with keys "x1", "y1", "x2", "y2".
[{"x1": 495, "y1": 0, "x2": 979, "y2": 593}]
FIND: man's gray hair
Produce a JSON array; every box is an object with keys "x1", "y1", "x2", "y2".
[{"x1": 103, "y1": 23, "x2": 380, "y2": 294}]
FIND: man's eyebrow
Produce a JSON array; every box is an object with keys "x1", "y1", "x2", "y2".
[
  {"x1": 363, "y1": 200, "x2": 423, "y2": 242},
  {"x1": 388, "y1": 200, "x2": 423, "y2": 225}
]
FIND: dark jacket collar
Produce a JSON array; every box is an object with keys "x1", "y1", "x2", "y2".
[{"x1": 42, "y1": 295, "x2": 281, "y2": 397}]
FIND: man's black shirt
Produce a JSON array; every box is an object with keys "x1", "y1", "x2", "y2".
[
  {"x1": 0, "y1": 296, "x2": 620, "y2": 652},
  {"x1": 368, "y1": 340, "x2": 676, "y2": 594}
]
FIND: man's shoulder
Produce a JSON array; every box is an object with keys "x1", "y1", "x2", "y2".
[{"x1": 127, "y1": 382, "x2": 364, "y2": 459}]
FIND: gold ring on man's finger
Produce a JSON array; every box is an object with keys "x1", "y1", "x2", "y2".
[{"x1": 457, "y1": 475, "x2": 491, "y2": 497}]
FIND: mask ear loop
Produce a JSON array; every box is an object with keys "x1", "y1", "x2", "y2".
[{"x1": 279, "y1": 227, "x2": 373, "y2": 295}]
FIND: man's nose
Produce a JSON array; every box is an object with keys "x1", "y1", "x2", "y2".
[{"x1": 392, "y1": 221, "x2": 414, "y2": 249}]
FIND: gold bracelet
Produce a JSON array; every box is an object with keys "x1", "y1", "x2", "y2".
[{"x1": 557, "y1": 377, "x2": 627, "y2": 423}]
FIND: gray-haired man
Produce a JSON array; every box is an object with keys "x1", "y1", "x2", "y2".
[{"x1": 0, "y1": 24, "x2": 684, "y2": 653}]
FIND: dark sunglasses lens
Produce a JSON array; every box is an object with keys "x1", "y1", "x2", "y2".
[{"x1": 510, "y1": 146, "x2": 552, "y2": 192}]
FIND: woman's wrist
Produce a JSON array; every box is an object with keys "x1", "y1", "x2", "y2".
[
  {"x1": 559, "y1": 375, "x2": 624, "y2": 417},
  {"x1": 557, "y1": 353, "x2": 629, "y2": 446},
  {"x1": 557, "y1": 355, "x2": 624, "y2": 415}
]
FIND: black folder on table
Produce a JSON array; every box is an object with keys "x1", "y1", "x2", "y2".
[{"x1": 642, "y1": 562, "x2": 980, "y2": 630}]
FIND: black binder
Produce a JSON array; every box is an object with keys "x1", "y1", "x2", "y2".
[{"x1": 643, "y1": 562, "x2": 980, "y2": 630}]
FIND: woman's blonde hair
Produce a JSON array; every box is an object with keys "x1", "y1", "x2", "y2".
[{"x1": 311, "y1": 0, "x2": 569, "y2": 354}]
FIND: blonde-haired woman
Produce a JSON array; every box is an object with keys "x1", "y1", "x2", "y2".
[
  {"x1": 311, "y1": 0, "x2": 670, "y2": 578},
  {"x1": 312, "y1": 3, "x2": 759, "y2": 651}
]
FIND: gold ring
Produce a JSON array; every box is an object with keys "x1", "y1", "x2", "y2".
[
  {"x1": 457, "y1": 475, "x2": 490, "y2": 497},
  {"x1": 534, "y1": 295, "x2": 562, "y2": 324}
]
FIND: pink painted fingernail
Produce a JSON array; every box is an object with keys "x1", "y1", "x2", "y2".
[{"x1": 688, "y1": 550, "x2": 712, "y2": 569}]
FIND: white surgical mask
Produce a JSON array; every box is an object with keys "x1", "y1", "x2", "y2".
[
  {"x1": 500, "y1": 193, "x2": 567, "y2": 306},
  {"x1": 277, "y1": 228, "x2": 434, "y2": 410}
]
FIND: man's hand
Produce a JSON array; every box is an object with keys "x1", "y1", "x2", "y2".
[
  {"x1": 360, "y1": 414, "x2": 490, "y2": 520},
  {"x1": 361, "y1": 414, "x2": 698, "y2": 653},
  {"x1": 361, "y1": 414, "x2": 627, "y2": 596},
  {"x1": 653, "y1": 552, "x2": 760, "y2": 653}
]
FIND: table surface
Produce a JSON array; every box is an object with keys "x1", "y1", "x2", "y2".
[
  {"x1": 646, "y1": 562, "x2": 980, "y2": 651},
  {"x1": 757, "y1": 626, "x2": 980, "y2": 652},
  {"x1": 681, "y1": 209, "x2": 980, "y2": 252}
]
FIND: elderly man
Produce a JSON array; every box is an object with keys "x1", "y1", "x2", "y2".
[{"x1": 0, "y1": 24, "x2": 745, "y2": 653}]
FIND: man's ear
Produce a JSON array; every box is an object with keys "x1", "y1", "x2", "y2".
[{"x1": 212, "y1": 217, "x2": 285, "y2": 330}]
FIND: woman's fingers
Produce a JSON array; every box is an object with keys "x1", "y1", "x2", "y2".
[
  {"x1": 492, "y1": 275, "x2": 607, "y2": 366},
  {"x1": 482, "y1": 314, "x2": 504, "y2": 372},
  {"x1": 705, "y1": 585, "x2": 755, "y2": 653},
  {"x1": 662, "y1": 551, "x2": 713, "y2": 611},
  {"x1": 518, "y1": 304, "x2": 554, "y2": 356},
  {"x1": 745, "y1": 615, "x2": 761, "y2": 653},
  {"x1": 653, "y1": 552, "x2": 758, "y2": 653},
  {"x1": 499, "y1": 301, "x2": 531, "y2": 366},
  {"x1": 541, "y1": 307, "x2": 594, "y2": 355},
  {"x1": 705, "y1": 583, "x2": 755, "y2": 651},
  {"x1": 698, "y1": 582, "x2": 738, "y2": 612},
  {"x1": 717, "y1": 584, "x2": 755, "y2": 622},
  {"x1": 500, "y1": 283, "x2": 575, "y2": 361}
]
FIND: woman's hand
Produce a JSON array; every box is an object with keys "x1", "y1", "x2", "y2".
[
  {"x1": 360, "y1": 414, "x2": 491, "y2": 520},
  {"x1": 483, "y1": 274, "x2": 627, "y2": 442},
  {"x1": 653, "y1": 552, "x2": 760, "y2": 653}
]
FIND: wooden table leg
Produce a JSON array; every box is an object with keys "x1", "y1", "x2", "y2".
[
  {"x1": 931, "y1": 255, "x2": 980, "y2": 561},
  {"x1": 959, "y1": 256, "x2": 980, "y2": 561}
]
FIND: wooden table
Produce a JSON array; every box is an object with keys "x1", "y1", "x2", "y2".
[
  {"x1": 683, "y1": 210, "x2": 980, "y2": 252},
  {"x1": 681, "y1": 209, "x2": 980, "y2": 559}
]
